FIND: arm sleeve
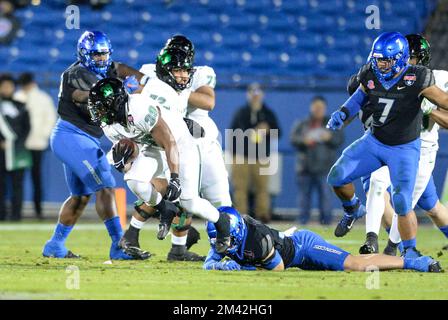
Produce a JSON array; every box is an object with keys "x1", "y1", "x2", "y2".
[
  {"x1": 419, "y1": 67, "x2": 435, "y2": 92},
  {"x1": 347, "y1": 74, "x2": 360, "y2": 96}
]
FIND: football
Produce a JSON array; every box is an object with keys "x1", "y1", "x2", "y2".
[{"x1": 115, "y1": 138, "x2": 139, "y2": 171}]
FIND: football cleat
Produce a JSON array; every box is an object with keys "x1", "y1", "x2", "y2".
[
  {"x1": 167, "y1": 250, "x2": 205, "y2": 262},
  {"x1": 157, "y1": 223, "x2": 170, "y2": 240},
  {"x1": 383, "y1": 240, "x2": 399, "y2": 256},
  {"x1": 112, "y1": 242, "x2": 150, "y2": 260},
  {"x1": 42, "y1": 240, "x2": 80, "y2": 259},
  {"x1": 428, "y1": 260, "x2": 443, "y2": 273},
  {"x1": 359, "y1": 239, "x2": 379, "y2": 254},
  {"x1": 334, "y1": 204, "x2": 366, "y2": 238},
  {"x1": 442, "y1": 244, "x2": 448, "y2": 251},
  {"x1": 186, "y1": 226, "x2": 201, "y2": 250}
]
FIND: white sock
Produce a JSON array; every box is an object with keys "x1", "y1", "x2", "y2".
[
  {"x1": 365, "y1": 179, "x2": 386, "y2": 235},
  {"x1": 172, "y1": 234, "x2": 187, "y2": 246},
  {"x1": 389, "y1": 213, "x2": 401, "y2": 244},
  {"x1": 181, "y1": 197, "x2": 220, "y2": 223},
  {"x1": 130, "y1": 216, "x2": 146, "y2": 230}
]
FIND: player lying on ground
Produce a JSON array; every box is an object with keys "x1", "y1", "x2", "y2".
[
  {"x1": 203, "y1": 207, "x2": 442, "y2": 272},
  {"x1": 42, "y1": 30, "x2": 148, "y2": 260},
  {"x1": 326, "y1": 32, "x2": 448, "y2": 260},
  {"x1": 344, "y1": 34, "x2": 448, "y2": 255}
]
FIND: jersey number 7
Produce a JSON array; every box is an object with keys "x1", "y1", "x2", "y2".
[{"x1": 378, "y1": 98, "x2": 395, "y2": 124}]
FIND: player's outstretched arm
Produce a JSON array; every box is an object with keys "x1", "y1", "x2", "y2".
[
  {"x1": 116, "y1": 63, "x2": 148, "y2": 94},
  {"x1": 421, "y1": 85, "x2": 448, "y2": 111},
  {"x1": 188, "y1": 85, "x2": 216, "y2": 111},
  {"x1": 429, "y1": 108, "x2": 448, "y2": 129}
]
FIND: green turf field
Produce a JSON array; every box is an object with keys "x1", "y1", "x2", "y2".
[{"x1": 0, "y1": 221, "x2": 447, "y2": 300}]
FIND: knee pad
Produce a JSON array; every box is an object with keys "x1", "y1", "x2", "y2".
[
  {"x1": 171, "y1": 206, "x2": 192, "y2": 231},
  {"x1": 134, "y1": 200, "x2": 157, "y2": 220},
  {"x1": 392, "y1": 191, "x2": 411, "y2": 216}
]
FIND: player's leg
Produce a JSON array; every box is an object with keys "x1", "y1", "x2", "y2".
[
  {"x1": 343, "y1": 253, "x2": 441, "y2": 272},
  {"x1": 178, "y1": 141, "x2": 230, "y2": 254},
  {"x1": 360, "y1": 167, "x2": 390, "y2": 254},
  {"x1": 327, "y1": 133, "x2": 383, "y2": 237},
  {"x1": 385, "y1": 139, "x2": 421, "y2": 258},
  {"x1": 289, "y1": 230, "x2": 441, "y2": 272},
  {"x1": 199, "y1": 140, "x2": 232, "y2": 208}
]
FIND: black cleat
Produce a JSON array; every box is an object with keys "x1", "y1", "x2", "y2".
[
  {"x1": 442, "y1": 244, "x2": 448, "y2": 251},
  {"x1": 383, "y1": 240, "x2": 399, "y2": 256},
  {"x1": 65, "y1": 250, "x2": 81, "y2": 259},
  {"x1": 167, "y1": 244, "x2": 205, "y2": 262},
  {"x1": 334, "y1": 213, "x2": 356, "y2": 237},
  {"x1": 118, "y1": 237, "x2": 151, "y2": 260},
  {"x1": 186, "y1": 226, "x2": 201, "y2": 250},
  {"x1": 428, "y1": 260, "x2": 443, "y2": 273},
  {"x1": 157, "y1": 223, "x2": 170, "y2": 240},
  {"x1": 167, "y1": 250, "x2": 205, "y2": 262},
  {"x1": 359, "y1": 240, "x2": 379, "y2": 254}
]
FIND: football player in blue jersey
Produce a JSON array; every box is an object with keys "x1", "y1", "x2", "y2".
[
  {"x1": 42, "y1": 31, "x2": 149, "y2": 260},
  {"x1": 326, "y1": 32, "x2": 448, "y2": 259},
  {"x1": 203, "y1": 206, "x2": 442, "y2": 272}
]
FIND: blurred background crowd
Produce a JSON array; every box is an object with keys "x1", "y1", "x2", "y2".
[{"x1": 0, "y1": 0, "x2": 447, "y2": 224}]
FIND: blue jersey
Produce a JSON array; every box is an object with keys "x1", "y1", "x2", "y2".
[
  {"x1": 357, "y1": 63, "x2": 434, "y2": 145},
  {"x1": 57, "y1": 61, "x2": 118, "y2": 138}
]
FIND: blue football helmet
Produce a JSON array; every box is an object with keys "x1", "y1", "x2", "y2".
[
  {"x1": 206, "y1": 206, "x2": 247, "y2": 259},
  {"x1": 370, "y1": 32, "x2": 409, "y2": 82},
  {"x1": 77, "y1": 31, "x2": 113, "y2": 76}
]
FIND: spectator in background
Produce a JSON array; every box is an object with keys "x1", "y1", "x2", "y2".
[
  {"x1": 229, "y1": 83, "x2": 281, "y2": 223},
  {"x1": 15, "y1": 73, "x2": 56, "y2": 219},
  {"x1": 290, "y1": 96, "x2": 343, "y2": 225},
  {"x1": 0, "y1": 0, "x2": 20, "y2": 45},
  {"x1": 0, "y1": 74, "x2": 31, "y2": 221}
]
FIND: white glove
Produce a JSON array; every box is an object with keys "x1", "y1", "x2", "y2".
[{"x1": 421, "y1": 98, "x2": 436, "y2": 115}]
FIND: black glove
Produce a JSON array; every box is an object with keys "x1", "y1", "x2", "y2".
[
  {"x1": 112, "y1": 140, "x2": 136, "y2": 173},
  {"x1": 183, "y1": 118, "x2": 205, "y2": 138},
  {"x1": 164, "y1": 173, "x2": 182, "y2": 201}
]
